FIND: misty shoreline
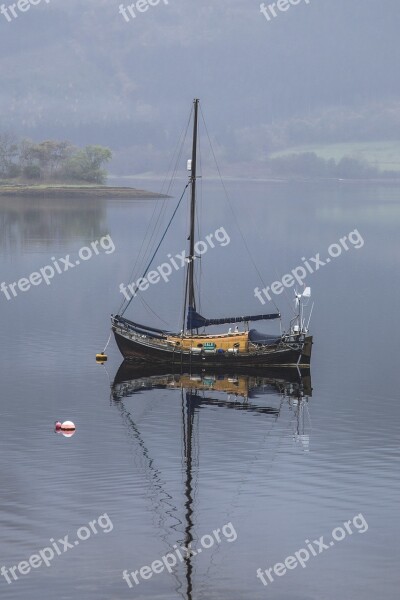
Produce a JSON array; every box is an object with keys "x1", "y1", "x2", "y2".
[{"x1": 0, "y1": 184, "x2": 167, "y2": 198}]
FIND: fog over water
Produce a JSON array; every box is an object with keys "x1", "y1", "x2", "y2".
[
  {"x1": 1, "y1": 1, "x2": 399, "y2": 598},
  {"x1": 1, "y1": 0, "x2": 400, "y2": 173}
]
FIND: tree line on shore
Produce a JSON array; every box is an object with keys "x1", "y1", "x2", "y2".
[{"x1": 0, "y1": 133, "x2": 112, "y2": 184}]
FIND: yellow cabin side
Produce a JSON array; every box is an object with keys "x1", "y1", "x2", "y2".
[{"x1": 166, "y1": 331, "x2": 249, "y2": 353}]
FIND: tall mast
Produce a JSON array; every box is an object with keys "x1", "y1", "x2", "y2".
[{"x1": 188, "y1": 98, "x2": 199, "y2": 314}]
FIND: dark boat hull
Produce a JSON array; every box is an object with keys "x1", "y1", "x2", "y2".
[{"x1": 113, "y1": 329, "x2": 313, "y2": 368}]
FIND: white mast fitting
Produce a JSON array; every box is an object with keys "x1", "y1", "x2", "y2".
[{"x1": 293, "y1": 287, "x2": 311, "y2": 334}]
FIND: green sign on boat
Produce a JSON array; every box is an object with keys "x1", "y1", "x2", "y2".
[{"x1": 204, "y1": 342, "x2": 216, "y2": 349}]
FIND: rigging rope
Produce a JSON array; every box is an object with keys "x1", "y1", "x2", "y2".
[
  {"x1": 199, "y1": 105, "x2": 281, "y2": 317},
  {"x1": 102, "y1": 330, "x2": 112, "y2": 354},
  {"x1": 121, "y1": 182, "x2": 190, "y2": 316},
  {"x1": 117, "y1": 106, "x2": 193, "y2": 316},
  {"x1": 138, "y1": 291, "x2": 170, "y2": 327}
]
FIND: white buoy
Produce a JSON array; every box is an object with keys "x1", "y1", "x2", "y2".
[
  {"x1": 61, "y1": 430, "x2": 76, "y2": 438},
  {"x1": 55, "y1": 420, "x2": 76, "y2": 433},
  {"x1": 61, "y1": 421, "x2": 76, "y2": 431}
]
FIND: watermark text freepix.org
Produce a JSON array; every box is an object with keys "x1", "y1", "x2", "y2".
[
  {"x1": 260, "y1": 0, "x2": 311, "y2": 22},
  {"x1": 0, "y1": 0, "x2": 50, "y2": 23},
  {"x1": 254, "y1": 229, "x2": 364, "y2": 305},
  {"x1": 0, "y1": 235, "x2": 115, "y2": 301},
  {"x1": 119, "y1": 226, "x2": 230, "y2": 302},
  {"x1": 123, "y1": 521, "x2": 237, "y2": 588},
  {"x1": 119, "y1": 0, "x2": 168, "y2": 23},
  {"x1": 257, "y1": 513, "x2": 368, "y2": 586},
  {"x1": 1, "y1": 513, "x2": 113, "y2": 585}
]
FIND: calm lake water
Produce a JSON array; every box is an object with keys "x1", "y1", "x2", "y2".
[{"x1": 0, "y1": 179, "x2": 399, "y2": 599}]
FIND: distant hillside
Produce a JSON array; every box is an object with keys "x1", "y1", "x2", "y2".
[
  {"x1": 270, "y1": 142, "x2": 400, "y2": 172},
  {"x1": 1, "y1": 0, "x2": 400, "y2": 176}
]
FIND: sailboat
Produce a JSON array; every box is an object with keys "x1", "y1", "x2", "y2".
[{"x1": 111, "y1": 99, "x2": 313, "y2": 368}]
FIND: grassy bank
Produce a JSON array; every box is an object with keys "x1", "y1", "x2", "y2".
[{"x1": 0, "y1": 183, "x2": 166, "y2": 198}]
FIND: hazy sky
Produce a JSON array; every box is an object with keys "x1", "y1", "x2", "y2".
[{"x1": 0, "y1": 0, "x2": 399, "y2": 173}]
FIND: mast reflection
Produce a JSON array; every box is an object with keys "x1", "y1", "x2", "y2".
[{"x1": 111, "y1": 364, "x2": 312, "y2": 599}]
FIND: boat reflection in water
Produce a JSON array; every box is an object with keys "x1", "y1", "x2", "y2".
[
  {"x1": 111, "y1": 363, "x2": 313, "y2": 598},
  {"x1": 112, "y1": 363, "x2": 312, "y2": 430}
]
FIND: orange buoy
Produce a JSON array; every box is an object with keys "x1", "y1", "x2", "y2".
[{"x1": 96, "y1": 353, "x2": 108, "y2": 362}]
